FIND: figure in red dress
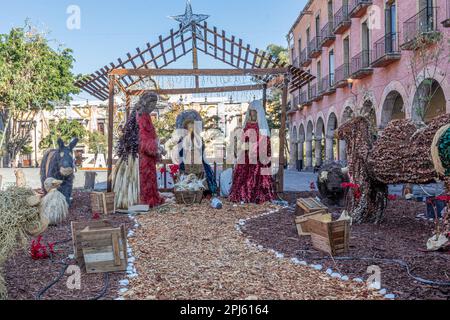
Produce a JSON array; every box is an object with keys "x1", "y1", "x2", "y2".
[
  {"x1": 137, "y1": 93, "x2": 165, "y2": 208},
  {"x1": 229, "y1": 100, "x2": 276, "y2": 204}
]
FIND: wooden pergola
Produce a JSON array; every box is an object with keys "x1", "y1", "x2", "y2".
[{"x1": 76, "y1": 21, "x2": 314, "y2": 193}]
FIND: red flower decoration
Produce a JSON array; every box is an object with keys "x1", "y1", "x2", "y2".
[
  {"x1": 92, "y1": 212, "x2": 101, "y2": 220},
  {"x1": 387, "y1": 195, "x2": 397, "y2": 201},
  {"x1": 436, "y1": 195, "x2": 450, "y2": 202},
  {"x1": 30, "y1": 236, "x2": 53, "y2": 260},
  {"x1": 160, "y1": 166, "x2": 167, "y2": 174},
  {"x1": 341, "y1": 182, "x2": 360, "y2": 189}
]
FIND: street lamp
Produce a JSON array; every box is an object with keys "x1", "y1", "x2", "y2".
[{"x1": 347, "y1": 78, "x2": 357, "y2": 101}]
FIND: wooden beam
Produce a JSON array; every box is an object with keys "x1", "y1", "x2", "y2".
[
  {"x1": 128, "y1": 84, "x2": 264, "y2": 96},
  {"x1": 262, "y1": 83, "x2": 268, "y2": 111},
  {"x1": 110, "y1": 68, "x2": 289, "y2": 77},
  {"x1": 277, "y1": 77, "x2": 289, "y2": 193},
  {"x1": 107, "y1": 76, "x2": 115, "y2": 192}
]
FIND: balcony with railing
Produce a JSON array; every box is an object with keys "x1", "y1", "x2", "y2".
[
  {"x1": 322, "y1": 74, "x2": 336, "y2": 96},
  {"x1": 334, "y1": 63, "x2": 350, "y2": 88},
  {"x1": 443, "y1": 0, "x2": 450, "y2": 27},
  {"x1": 371, "y1": 32, "x2": 401, "y2": 67},
  {"x1": 334, "y1": 4, "x2": 351, "y2": 34},
  {"x1": 402, "y1": 7, "x2": 441, "y2": 50},
  {"x1": 299, "y1": 47, "x2": 312, "y2": 67},
  {"x1": 299, "y1": 90, "x2": 308, "y2": 106},
  {"x1": 351, "y1": 50, "x2": 373, "y2": 79},
  {"x1": 349, "y1": 0, "x2": 373, "y2": 18},
  {"x1": 311, "y1": 82, "x2": 323, "y2": 101},
  {"x1": 292, "y1": 56, "x2": 300, "y2": 68},
  {"x1": 320, "y1": 22, "x2": 335, "y2": 47},
  {"x1": 308, "y1": 37, "x2": 322, "y2": 59},
  {"x1": 291, "y1": 94, "x2": 300, "y2": 112}
]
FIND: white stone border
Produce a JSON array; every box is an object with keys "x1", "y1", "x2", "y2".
[
  {"x1": 115, "y1": 214, "x2": 140, "y2": 300},
  {"x1": 236, "y1": 206, "x2": 396, "y2": 300}
]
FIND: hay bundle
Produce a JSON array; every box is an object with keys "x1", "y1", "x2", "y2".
[
  {"x1": 370, "y1": 114, "x2": 450, "y2": 184},
  {"x1": 112, "y1": 155, "x2": 140, "y2": 209},
  {"x1": 41, "y1": 178, "x2": 69, "y2": 225},
  {"x1": 0, "y1": 187, "x2": 43, "y2": 299}
]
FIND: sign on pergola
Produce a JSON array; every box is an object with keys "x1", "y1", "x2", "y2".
[{"x1": 76, "y1": 7, "x2": 314, "y2": 192}]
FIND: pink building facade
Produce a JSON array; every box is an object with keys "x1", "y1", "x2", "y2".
[{"x1": 287, "y1": 0, "x2": 450, "y2": 170}]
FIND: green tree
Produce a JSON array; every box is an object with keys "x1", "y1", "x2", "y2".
[
  {"x1": 0, "y1": 22, "x2": 80, "y2": 165},
  {"x1": 39, "y1": 118, "x2": 87, "y2": 150},
  {"x1": 264, "y1": 44, "x2": 289, "y2": 130},
  {"x1": 87, "y1": 131, "x2": 107, "y2": 155}
]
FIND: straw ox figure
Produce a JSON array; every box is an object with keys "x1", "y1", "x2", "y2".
[{"x1": 40, "y1": 138, "x2": 79, "y2": 205}]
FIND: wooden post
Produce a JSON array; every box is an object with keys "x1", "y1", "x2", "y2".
[
  {"x1": 191, "y1": 23, "x2": 200, "y2": 89},
  {"x1": 107, "y1": 76, "x2": 115, "y2": 192},
  {"x1": 262, "y1": 83, "x2": 268, "y2": 111},
  {"x1": 125, "y1": 93, "x2": 131, "y2": 118},
  {"x1": 277, "y1": 77, "x2": 289, "y2": 193}
]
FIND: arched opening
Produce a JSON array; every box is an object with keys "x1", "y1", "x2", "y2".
[
  {"x1": 341, "y1": 106, "x2": 354, "y2": 124},
  {"x1": 315, "y1": 118, "x2": 325, "y2": 167},
  {"x1": 380, "y1": 90, "x2": 405, "y2": 128},
  {"x1": 291, "y1": 126, "x2": 298, "y2": 169},
  {"x1": 413, "y1": 78, "x2": 446, "y2": 123},
  {"x1": 361, "y1": 99, "x2": 377, "y2": 131},
  {"x1": 306, "y1": 121, "x2": 314, "y2": 169},
  {"x1": 298, "y1": 124, "x2": 306, "y2": 171},
  {"x1": 326, "y1": 113, "x2": 338, "y2": 162}
]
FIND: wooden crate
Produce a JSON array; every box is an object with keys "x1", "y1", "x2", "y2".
[
  {"x1": 295, "y1": 198, "x2": 328, "y2": 216},
  {"x1": 71, "y1": 220, "x2": 113, "y2": 262},
  {"x1": 308, "y1": 216, "x2": 350, "y2": 256},
  {"x1": 295, "y1": 211, "x2": 329, "y2": 236},
  {"x1": 90, "y1": 192, "x2": 116, "y2": 215},
  {"x1": 80, "y1": 225, "x2": 128, "y2": 274}
]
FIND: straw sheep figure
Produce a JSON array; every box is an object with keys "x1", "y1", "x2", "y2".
[{"x1": 41, "y1": 178, "x2": 69, "y2": 225}]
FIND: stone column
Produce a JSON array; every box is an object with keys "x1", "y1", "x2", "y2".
[
  {"x1": 289, "y1": 141, "x2": 297, "y2": 168},
  {"x1": 325, "y1": 135, "x2": 334, "y2": 162},
  {"x1": 305, "y1": 139, "x2": 313, "y2": 169},
  {"x1": 315, "y1": 138, "x2": 323, "y2": 167},
  {"x1": 339, "y1": 139, "x2": 347, "y2": 163}
]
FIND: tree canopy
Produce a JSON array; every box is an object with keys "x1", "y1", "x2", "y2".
[
  {"x1": 0, "y1": 22, "x2": 80, "y2": 164},
  {"x1": 39, "y1": 118, "x2": 87, "y2": 150}
]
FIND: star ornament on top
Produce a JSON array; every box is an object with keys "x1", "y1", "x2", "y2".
[{"x1": 169, "y1": 0, "x2": 210, "y2": 39}]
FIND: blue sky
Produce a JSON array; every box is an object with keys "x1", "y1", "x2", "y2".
[{"x1": 0, "y1": 0, "x2": 307, "y2": 100}]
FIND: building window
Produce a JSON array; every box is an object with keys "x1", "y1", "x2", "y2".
[{"x1": 329, "y1": 50, "x2": 335, "y2": 83}]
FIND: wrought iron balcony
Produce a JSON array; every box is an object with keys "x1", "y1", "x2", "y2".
[
  {"x1": 334, "y1": 4, "x2": 351, "y2": 34},
  {"x1": 308, "y1": 37, "x2": 322, "y2": 59},
  {"x1": 291, "y1": 94, "x2": 300, "y2": 111},
  {"x1": 443, "y1": 0, "x2": 450, "y2": 27},
  {"x1": 349, "y1": 0, "x2": 373, "y2": 18},
  {"x1": 299, "y1": 90, "x2": 308, "y2": 105},
  {"x1": 334, "y1": 63, "x2": 350, "y2": 88},
  {"x1": 300, "y1": 47, "x2": 312, "y2": 67},
  {"x1": 320, "y1": 22, "x2": 336, "y2": 47},
  {"x1": 351, "y1": 50, "x2": 373, "y2": 79},
  {"x1": 371, "y1": 33, "x2": 401, "y2": 68},
  {"x1": 402, "y1": 7, "x2": 441, "y2": 50},
  {"x1": 311, "y1": 82, "x2": 323, "y2": 101},
  {"x1": 292, "y1": 56, "x2": 300, "y2": 68},
  {"x1": 322, "y1": 74, "x2": 336, "y2": 96}
]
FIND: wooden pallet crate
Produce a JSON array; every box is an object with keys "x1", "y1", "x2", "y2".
[
  {"x1": 295, "y1": 197, "x2": 328, "y2": 216},
  {"x1": 295, "y1": 211, "x2": 329, "y2": 236},
  {"x1": 80, "y1": 225, "x2": 128, "y2": 274},
  {"x1": 307, "y1": 216, "x2": 350, "y2": 256},
  {"x1": 90, "y1": 192, "x2": 116, "y2": 215},
  {"x1": 71, "y1": 220, "x2": 113, "y2": 262}
]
